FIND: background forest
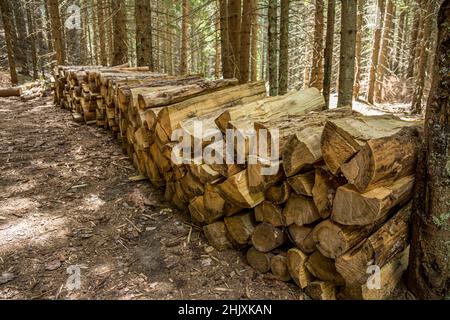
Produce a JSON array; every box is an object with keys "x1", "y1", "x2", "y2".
[{"x1": 0, "y1": 0, "x2": 438, "y2": 113}]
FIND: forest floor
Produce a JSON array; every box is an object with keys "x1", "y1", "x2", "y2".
[{"x1": 0, "y1": 95, "x2": 304, "y2": 300}]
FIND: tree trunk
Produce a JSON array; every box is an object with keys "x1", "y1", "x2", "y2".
[
  {"x1": 97, "y1": 0, "x2": 108, "y2": 66},
  {"x1": 180, "y1": 0, "x2": 189, "y2": 74},
  {"x1": 13, "y1": 1, "x2": 30, "y2": 75},
  {"x1": 407, "y1": 1, "x2": 421, "y2": 78},
  {"x1": 239, "y1": 0, "x2": 251, "y2": 83},
  {"x1": 228, "y1": 0, "x2": 241, "y2": 79},
  {"x1": 250, "y1": 0, "x2": 259, "y2": 82},
  {"x1": 220, "y1": 0, "x2": 232, "y2": 78},
  {"x1": 323, "y1": 0, "x2": 335, "y2": 108},
  {"x1": 26, "y1": 1, "x2": 39, "y2": 79},
  {"x1": 367, "y1": 0, "x2": 386, "y2": 104},
  {"x1": 394, "y1": 8, "x2": 407, "y2": 74},
  {"x1": 268, "y1": 0, "x2": 278, "y2": 96},
  {"x1": 353, "y1": 0, "x2": 365, "y2": 99},
  {"x1": 278, "y1": 0, "x2": 290, "y2": 95},
  {"x1": 215, "y1": 3, "x2": 221, "y2": 78},
  {"x1": 0, "y1": 0, "x2": 18, "y2": 85},
  {"x1": 411, "y1": 1, "x2": 434, "y2": 114},
  {"x1": 374, "y1": 0, "x2": 394, "y2": 103},
  {"x1": 111, "y1": 0, "x2": 128, "y2": 66},
  {"x1": 47, "y1": 0, "x2": 66, "y2": 65},
  {"x1": 310, "y1": 0, "x2": 324, "y2": 91},
  {"x1": 135, "y1": 0, "x2": 153, "y2": 68},
  {"x1": 337, "y1": 0, "x2": 357, "y2": 108},
  {"x1": 407, "y1": 0, "x2": 450, "y2": 300}
]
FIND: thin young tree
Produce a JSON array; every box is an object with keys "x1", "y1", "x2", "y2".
[
  {"x1": 323, "y1": 0, "x2": 335, "y2": 108},
  {"x1": 353, "y1": 0, "x2": 365, "y2": 99},
  {"x1": 407, "y1": 0, "x2": 450, "y2": 300},
  {"x1": 310, "y1": 0, "x2": 324, "y2": 91},
  {"x1": 268, "y1": 0, "x2": 278, "y2": 96},
  {"x1": 278, "y1": 0, "x2": 290, "y2": 95},
  {"x1": 239, "y1": 0, "x2": 252, "y2": 83},
  {"x1": 0, "y1": 0, "x2": 18, "y2": 85},
  {"x1": 250, "y1": 0, "x2": 259, "y2": 82},
  {"x1": 180, "y1": 0, "x2": 190, "y2": 74},
  {"x1": 337, "y1": 0, "x2": 357, "y2": 107}
]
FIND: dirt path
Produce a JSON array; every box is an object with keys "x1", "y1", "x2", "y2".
[{"x1": 0, "y1": 96, "x2": 303, "y2": 300}]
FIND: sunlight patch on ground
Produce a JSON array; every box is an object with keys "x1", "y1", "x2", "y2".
[
  {"x1": 83, "y1": 194, "x2": 105, "y2": 211},
  {"x1": 0, "y1": 212, "x2": 68, "y2": 255},
  {"x1": 1, "y1": 179, "x2": 37, "y2": 197},
  {"x1": 0, "y1": 197, "x2": 39, "y2": 216}
]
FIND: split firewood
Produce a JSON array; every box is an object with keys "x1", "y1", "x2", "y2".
[
  {"x1": 246, "y1": 247, "x2": 273, "y2": 273},
  {"x1": 286, "y1": 248, "x2": 314, "y2": 289},
  {"x1": 312, "y1": 167, "x2": 346, "y2": 219},
  {"x1": 288, "y1": 224, "x2": 317, "y2": 254},
  {"x1": 305, "y1": 251, "x2": 345, "y2": 285},
  {"x1": 335, "y1": 203, "x2": 411, "y2": 285},
  {"x1": 251, "y1": 222, "x2": 286, "y2": 252},
  {"x1": 254, "y1": 201, "x2": 284, "y2": 227},
  {"x1": 283, "y1": 194, "x2": 321, "y2": 226},
  {"x1": 332, "y1": 175, "x2": 415, "y2": 225},
  {"x1": 224, "y1": 212, "x2": 256, "y2": 246},
  {"x1": 216, "y1": 170, "x2": 265, "y2": 208},
  {"x1": 203, "y1": 183, "x2": 242, "y2": 218},
  {"x1": 305, "y1": 281, "x2": 337, "y2": 300},
  {"x1": 340, "y1": 126, "x2": 421, "y2": 192},
  {"x1": 265, "y1": 181, "x2": 291, "y2": 204},
  {"x1": 270, "y1": 254, "x2": 292, "y2": 282},
  {"x1": 287, "y1": 170, "x2": 315, "y2": 196},
  {"x1": 203, "y1": 221, "x2": 234, "y2": 251}
]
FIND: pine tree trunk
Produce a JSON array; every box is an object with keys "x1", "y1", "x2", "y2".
[
  {"x1": 180, "y1": 0, "x2": 189, "y2": 74},
  {"x1": 407, "y1": 0, "x2": 450, "y2": 299},
  {"x1": 250, "y1": 0, "x2": 259, "y2": 82},
  {"x1": 228, "y1": 0, "x2": 241, "y2": 79},
  {"x1": 323, "y1": 0, "x2": 335, "y2": 108},
  {"x1": 26, "y1": 1, "x2": 39, "y2": 79},
  {"x1": 278, "y1": 0, "x2": 290, "y2": 95},
  {"x1": 47, "y1": 0, "x2": 66, "y2": 65},
  {"x1": 407, "y1": 1, "x2": 421, "y2": 78},
  {"x1": 411, "y1": 1, "x2": 434, "y2": 114},
  {"x1": 394, "y1": 8, "x2": 407, "y2": 74},
  {"x1": 353, "y1": 0, "x2": 365, "y2": 99},
  {"x1": 66, "y1": 1, "x2": 82, "y2": 65},
  {"x1": 135, "y1": 0, "x2": 153, "y2": 68},
  {"x1": 239, "y1": 0, "x2": 251, "y2": 83},
  {"x1": 337, "y1": 0, "x2": 357, "y2": 108},
  {"x1": 97, "y1": 0, "x2": 108, "y2": 66},
  {"x1": 0, "y1": 0, "x2": 18, "y2": 85},
  {"x1": 310, "y1": 0, "x2": 324, "y2": 91},
  {"x1": 107, "y1": 0, "x2": 114, "y2": 65},
  {"x1": 215, "y1": 3, "x2": 221, "y2": 78},
  {"x1": 220, "y1": 0, "x2": 232, "y2": 78},
  {"x1": 268, "y1": 0, "x2": 278, "y2": 96},
  {"x1": 375, "y1": 0, "x2": 394, "y2": 103},
  {"x1": 367, "y1": 0, "x2": 385, "y2": 104},
  {"x1": 111, "y1": 0, "x2": 128, "y2": 66},
  {"x1": 90, "y1": 0, "x2": 99, "y2": 64},
  {"x1": 13, "y1": 1, "x2": 30, "y2": 75}
]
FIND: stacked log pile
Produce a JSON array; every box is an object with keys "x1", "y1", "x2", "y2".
[{"x1": 53, "y1": 66, "x2": 422, "y2": 300}]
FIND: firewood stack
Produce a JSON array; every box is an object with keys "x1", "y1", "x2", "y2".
[{"x1": 53, "y1": 65, "x2": 422, "y2": 300}]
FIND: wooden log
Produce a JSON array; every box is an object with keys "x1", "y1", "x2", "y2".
[
  {"x1": 254, "y1": 201, "x2": 284, "y2": 227},
  {"x1": 288, "y1": 224, "x2": 316, "y2": 254},
  {"x1": 189, "y1": 196, "x2": 208, "y2": 225},
  {"x1": 203, "y1": 183, "x2": 242, "y2": 218},
  {"x1": 340, "y1": 126, "x2": 421, "y2": 192},
  {"x1": 321, "y1": 115, "x2": 419, "y2": 175},
  {"x1": 247, "y1": 156, "x2": 285, "y2": 193},
  {"x1": 180, "y1": 171, "x2": 204, "y2": 201},
  {"x1": 335, "y1": 203, "x2": 411, "y2": 285},
  {"x1": 189, "y1": 164, "x2": 223, "y2": 184},
  {"x1": 305, "y1": 251, "x2": 345, "y2": 285},
  {"x1": 215, "y1": 88, "x2": 325, "y2": 133},
  {"x1": 0, "y1": 87, "x2": 21, "y2": 97},
  {"x1": 312, "y1": 216, "x2": 391, "y2": 259},
  {"x1": 288, "y1": 170, "x2": 315, "y2": 196},
  {"x1": 251, "y1": 222, "x2": 286, "y2": 252},
  {"x1": 305, "y1": 281, "x2": 337, "y2": 300},
  {"x1": 216, "y1": 170, "x2": 265, "y2": 208},
  {"x1": 332, "y1": 175, "x2": 415, "y2": 226},
  {"x1": 337, "y1": 248, "x2": 409, "y2": 300},
  {"x1": 246, "y1": 247, "x2": 273, "y2": 273},
  {"x1": 283, "y1": 194, "x2": 321, "y2": 226},
  {"x1": 265, "y1": 181, "x2": 291, "y2": 204},
  {"x1": 281, "y1": 109, "x2": 358, "y2": 177},
  {"x1": 270, "y1": 254, "x2": 292, "y2": 282},
  {"x1": 224, "y1": 212, "x2": 257, "y2": 245},
  {"x1": 286, "y1": 248, "x2": 314, "y2": 289},
  {"x1": 203, "y1": 221, "x2": 234, "y2": 251},
  {"x1": 312, "y1": 167, "x2": 346, "y2": 219},
  {"x1": 158, "y1": 82, "x2": 267, "y2": 142}
]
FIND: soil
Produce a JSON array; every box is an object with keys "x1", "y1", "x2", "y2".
[{"x1": 0, "y1": 95, "x2": 304, "y2": 300}]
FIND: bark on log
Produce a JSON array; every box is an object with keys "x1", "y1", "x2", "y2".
[
  {"x1": 0, "y1": 87, "x2": 21, "y2": 97},
  {"x1": 271, "y1": 254, "x2": 292, "y2": 282},
  {"x1": 332, "y1": 175, "x2": 415, "y2": 225}
]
